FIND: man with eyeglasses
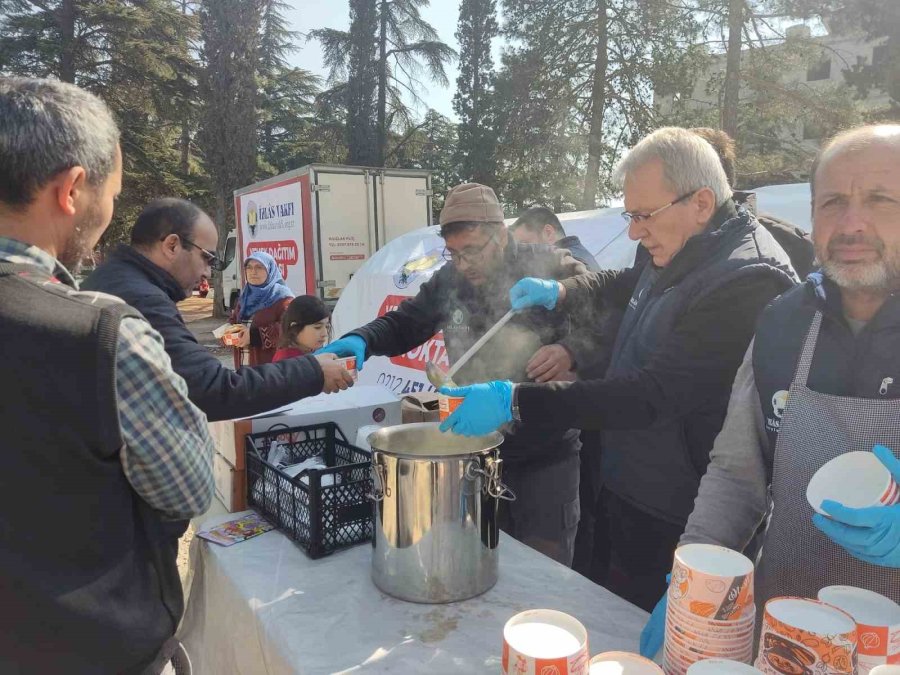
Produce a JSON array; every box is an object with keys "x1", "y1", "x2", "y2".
[
  {"x1": 84, "y1": 198, "x2": 353, "y2": 421},
  {"x1": 319, "y1": 182, "x2": 600, "y2": 565},
  {"x1": 436, "y1": 128, "x2": 797, "y2": 609}
]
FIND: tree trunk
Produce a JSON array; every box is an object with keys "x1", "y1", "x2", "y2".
[
  {"x1": 179, "y1": 0, "x2": 191, "y2": 174},
  {"x1": 375, "y1": 0, "x2": 388, "y2": 166},
  {"x1": 180, "y1": 120, "x2": 191, "y2": 174},
  {"x1": 57, "y1": 0, "x2": 77, "y2": 83},
  {"x1": 721, "y1": 0, "x2": 745, "y2": 138},
  {"x1": 212, "y1": 189, "x2": 229, "y2": 319},
  {"x1": 580, "y1": 0, "x2": 609, "y2": 211}
]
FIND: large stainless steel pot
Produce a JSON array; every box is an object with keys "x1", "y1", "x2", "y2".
[{"x1": 368, "y1": 423, "x2": 514, "y2": 603}]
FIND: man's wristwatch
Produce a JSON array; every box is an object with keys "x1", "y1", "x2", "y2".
[{"x1": 510, "y1": 384, "x2": 522, "y2": 422}]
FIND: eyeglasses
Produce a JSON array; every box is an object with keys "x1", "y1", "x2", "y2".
[
  {"x1": 442, "y1": 234, "x2": 497, "y2": 266},
  {"x1": 621, "y1": 189, "x2": 698, "y2": 226},
  {"x1": 181, "y1": 237, "x2": 227, "y2": 272}
]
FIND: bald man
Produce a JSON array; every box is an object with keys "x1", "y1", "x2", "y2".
[{"x1": 640, "y1": 124, "x2": 900, "y2": 657}]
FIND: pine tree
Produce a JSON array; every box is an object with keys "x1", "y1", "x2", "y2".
[
  {"x1": 312, "y1": 0, "x2": 454, "y2": 167},
  {"x1": 453, "y1": 0, "x2": 498, "y2": 185},
  {"x1": 257, "y1": 0, "x2": 322, "y2": 174},
  {"x1": 197, "y1": 0, "x2": 263, "y2": 316},
  {"x1": 499, "y1": 0, "x2": 701, "y2": 209},
  {"x1": 0, "y1": 0, "x2": 201, "y2": 246}
]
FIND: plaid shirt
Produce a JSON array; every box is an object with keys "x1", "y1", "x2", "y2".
[{"x1": 0, "y1": 237, "x2": 214, "y2": 519}]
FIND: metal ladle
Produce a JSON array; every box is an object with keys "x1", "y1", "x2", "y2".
[{"x1": 426, "y1": 309, "x2": 516, "y2": 390}]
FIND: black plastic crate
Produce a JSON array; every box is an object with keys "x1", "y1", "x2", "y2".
[{"x1": 245, "y1": 422, "x2": 373, "y2": 559}]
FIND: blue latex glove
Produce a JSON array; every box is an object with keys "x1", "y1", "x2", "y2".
[
  {"x1": 813, "y1": 444, "x2": 900, "y2": 568},
  {"x1": 509, "y1": 278, "x2": 560, "y2": 311},
  {"x1": 639, "y1": 575, "x2": 669, "y2": 659},
  {"x1": 315, "y1": 334, "x2": 368, "y2": 371},
  {"x1": 438, "y1": 381, "x2": 513, "y2": 436}
]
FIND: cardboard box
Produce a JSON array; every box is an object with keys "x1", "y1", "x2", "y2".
[
  {"x1": 248, "y1": 385, "x2": 401, "y2": 444},
  {"x1": 208, "y1": 418, "x2": 252, "y2": 470},
  {"x1": 401, "y1": 392, "x2": 440, "y2": 424},
  {"x1": 213, "y1": 451, "x2": 246, "y2": 512}
]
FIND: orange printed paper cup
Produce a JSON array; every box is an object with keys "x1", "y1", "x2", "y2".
[
  {"x1": 502, "y1": 609, "x2": 590, "y2": 675},
  {"x1": 669, "y1": 544, "x2": 755, "y2": 621},
  {"x1": 818, "y1": 586, "x2": 900, "y2": 673},
  {"x1": 807, "y1": 451, "x2": 897, "y2": 515},
  {"x1": 335, "y1": 356, "x2": 358, "y2": 382},
  {"x1": 438, "y1": 394, "x2": 463, "y2": 422},
  {"x1": 589, "y1": 651, "x2": 663, "y2": 674},
  {"x1": 757, "y1": 597, "x2": 857, "y2": 675}
]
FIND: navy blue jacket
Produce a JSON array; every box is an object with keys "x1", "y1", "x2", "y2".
[
  {"x1": 557, "y1": 235, "x2": 601, "y2": 272},
  {"x1": 83, "y1": 245, "x2": 324, "y2": 421}
]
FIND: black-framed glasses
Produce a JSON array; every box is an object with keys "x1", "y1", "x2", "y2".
[
  {"x1": 621, "y1": 189, "x2": 699, "y2": 226},
  {"x1": 442, "y1": 233, "x2": 498, "y2": 266},
  {"x1": 181, "y1": 237, "x2": 227, "y2": 272}
]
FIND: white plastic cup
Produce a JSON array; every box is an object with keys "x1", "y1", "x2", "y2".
[{"x1": 806, "y1": 451, "x2": 897, "y2": 515}]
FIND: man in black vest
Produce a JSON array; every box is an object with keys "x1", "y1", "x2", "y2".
[
  {"x1": 84, "y1": 198, "x2": 354, "y2": 421},
  {"x1": 440, "y1": 128, "x2": 797, "y2": 610},
  {"x1": 639, "y1": 125, "x2": 900, "y2": 658},
  {"x1": 0, "y1": 78, "x2": 215, "y2": 673}
]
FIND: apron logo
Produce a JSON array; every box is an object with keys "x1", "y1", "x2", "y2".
[
  {"x1": 451, "y1": 308, "x2": 465, "y2": 325},
  {"x1": 766, "y1": 390, "x2": 789, "y2": 432},
  {"x1": 628, "y1": 288, "x2": 645, "y2": 310}
]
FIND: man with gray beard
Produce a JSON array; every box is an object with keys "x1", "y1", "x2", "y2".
[{"x1": 639, "y1": 124, "x2": 900, "y2": 657}]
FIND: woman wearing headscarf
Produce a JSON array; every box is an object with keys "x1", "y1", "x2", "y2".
[{"x1": 228, "y1": 252, "x2": 295, "y2": 367}]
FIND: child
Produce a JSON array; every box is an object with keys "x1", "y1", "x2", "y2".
[{"x1": 272, "y1": 295, "x2": 332, "y2": 363}]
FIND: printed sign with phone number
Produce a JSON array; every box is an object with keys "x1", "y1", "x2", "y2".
[{"x1": 375, "y1": 372, "x2": 437, "y2": 395}]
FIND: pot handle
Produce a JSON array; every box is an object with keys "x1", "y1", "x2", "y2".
[
  {"x1": 466, "y1": 457, "x2": 516, "y2": 502},
  {"x1": 367, "y1": 462, "x2": 389, "y2": 502}
]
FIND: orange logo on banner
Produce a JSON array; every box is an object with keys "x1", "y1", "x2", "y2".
[
  {"x1": 377, "y1": 294, "x2": 449, "y2": 371},
  {"x1": 247, "y1": 240, "x2": 299, "y2": 280}
]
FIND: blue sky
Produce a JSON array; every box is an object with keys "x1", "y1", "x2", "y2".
[{"x1": 283, "y1": 1, "x2": 466, "y2": 120}]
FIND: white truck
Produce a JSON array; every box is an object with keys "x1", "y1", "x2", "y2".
[{"x1": 221, "y1": 164, "x2": 433, "y2": 313}]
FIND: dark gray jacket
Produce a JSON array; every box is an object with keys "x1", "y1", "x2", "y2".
[
  {"x1": 352, "y1": 240, "x2": 594, "y2": 464},
  {"x1": 517, "y1": 203, "x2": 797, "y2": 524}
]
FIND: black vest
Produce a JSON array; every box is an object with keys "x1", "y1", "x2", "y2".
[
  {"x1": 601, "y1": 210, "x2": 796, "y2": 525},
  {"x1": 753, "y1": 275, "x2": 900, "y2": 478},
  {"x1": 0, "y1": 263, "x2": 181, "y2": 674}
]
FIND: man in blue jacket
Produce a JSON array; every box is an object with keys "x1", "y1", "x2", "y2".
[
  {"x1": 438, "y1": 128, "x2": 797, "y2": 609},
  {"x1": 84, "y1": 198, "x2": 353, "y2": 421}
]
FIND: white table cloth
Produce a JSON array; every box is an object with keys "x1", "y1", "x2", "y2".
[{"x1": 180, "y1": 511, "x2": 649, "y2": 674}]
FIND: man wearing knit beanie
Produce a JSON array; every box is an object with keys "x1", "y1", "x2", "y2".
[{"x1": 320, "y1": 182, "x2": 602, "y2": 566}]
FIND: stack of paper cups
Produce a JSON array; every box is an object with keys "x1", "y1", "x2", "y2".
[
  {"x1": 686, "y1": 659, "x2": 762, "y2": 673},
  {"x1": 664, "y1": 544, "x2": 756, "y2": 674},
  {"x1": 818, "y1": 586, "x2": 900, "y2": 674},
  {"x1": 755, "y1": 597, "x2": 857, "y2": 674}
]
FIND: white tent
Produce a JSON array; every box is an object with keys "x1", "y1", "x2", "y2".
[{"x1": 332, "y1": 183, "x2": 811, "y2": 394}]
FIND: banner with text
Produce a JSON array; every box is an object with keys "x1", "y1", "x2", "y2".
[{"x1": 239, "y1": 181, "x2": 307, "y2": 295}]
